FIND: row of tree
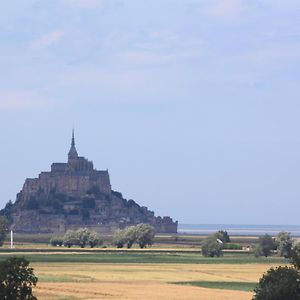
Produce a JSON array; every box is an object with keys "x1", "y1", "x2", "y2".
[
  {"x1": 50, "y1": 223, "x2": 156, "y2": 249},
  {"x1": 113, "y1": 224, "x2": 155, "y2": 248},
  {"x1": 50, "y1": 228, "x2": 102, "y2": 248},
  {"x1": 201, "y1": 230, "x2": 296, "y2": 258},
  {"x1": 254, "y1": 231, "x2": 293, "y2": 257}
]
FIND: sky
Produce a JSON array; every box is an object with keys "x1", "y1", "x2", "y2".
[{"x1": 1, "y1": 0, "x2": 300, "y2": 225}]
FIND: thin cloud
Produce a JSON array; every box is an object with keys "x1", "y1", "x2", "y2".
[
  {"x1": 204, "y1": 0, "x2": 245, "y2": 19},
  {"x1": 0, "y1": 91, "x2": 51, "y2": 110},
  {"x1": 30, "y1": 31, "x2": 64, "y2": 50},
  {"x1": 111, "y1": 29, "x2": 205, "y2": 67},
  {"x1": 136, "y1": 30, "x2": 179, "y2": 51},
  {"x1": 117, "y1": 48, "x2": 202, "y2": 68},
  {"x1": 63, "y1": 0, "x2": 105, "y2": 9}
]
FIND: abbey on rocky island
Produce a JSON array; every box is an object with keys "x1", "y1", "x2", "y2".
[{"x1": 5, "y1": 131, "x2": 177, "y2": 234}]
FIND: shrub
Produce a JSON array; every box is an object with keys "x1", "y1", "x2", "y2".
[
  {"x1": 50, "y1": 236, "x2": 63, "y2": 247},
  {"x1": 201, "y1": 236, "x2": 223, "y2": 257}
]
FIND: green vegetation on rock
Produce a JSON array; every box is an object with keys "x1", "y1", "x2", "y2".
[{"x1": 0, "y1": 216, "x2": 8, "y2": 247}]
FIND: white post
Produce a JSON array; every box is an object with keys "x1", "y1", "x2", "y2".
[{"x1": 10, "y1": 230, "x2": 13, "y2": 249}]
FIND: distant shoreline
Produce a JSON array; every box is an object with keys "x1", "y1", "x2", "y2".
[{"x1": 178, "y1": 224, "x2": 300, "y2": 236}]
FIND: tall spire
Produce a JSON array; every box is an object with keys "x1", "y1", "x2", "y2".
[
  {"x1": 68, "y1": 128, "x2": 78, "y2": 160},
  {"x1": 71, "y1": 128, "x2": 75, "y2": 147}
]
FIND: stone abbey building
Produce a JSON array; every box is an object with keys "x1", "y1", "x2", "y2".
[{"x1": 7, "y1": 131, "x2": 177, "y2": 234}]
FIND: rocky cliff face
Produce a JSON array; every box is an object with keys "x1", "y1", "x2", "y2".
[{"x1": 6, "y1": 134, "x2": 177, "y2": 234}]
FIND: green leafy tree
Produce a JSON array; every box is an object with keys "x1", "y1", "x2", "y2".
[
  {"x1": 255, "y1": 234, "x2": 276, "y2": 257},
  {"x1": 124, "y1": 225, "x2": 137, "y2": 248},
  {"x1": 113, "y1": 224, "x2": 155, "y2": 248},
  {"x1": 0, "y1": 257, "x2": 38, "y2": 300},
  {"x1": 75, "y1": 228, "x2": 90, "y2": 248},
  {"x1": 276, "y1": 231, "x2": 293, "y2": 258},
  {"x1": 201, "y1": 236, "x2": 223, "y2": 257},
  {"x1": 63, "y1": 230, "x2": 78, "y2": 248},
  {"x1": 50, "y1": 236, "x2": 63, "y2": 247},
  {"x1": 252, "y1": 266, "x2": 300, "y2": 300},
  {"x1": 135, "y1": 223, "x2": 155, "y2": 248},
  {"x1": 113, "y1": 229, "x2": 126, "y2": 248},
  {"x1": 0, "y1": 216, "x2": 8, "y2": 247},
  {"x1": 254, "y1": 245, "x2": 263, "y2": 258},
  {"x1": 214, "y1": 230, "x2": 231, "y2": 243},
  {"x1": 88, "y1": 230, "x2": 102, "y2": 248}
]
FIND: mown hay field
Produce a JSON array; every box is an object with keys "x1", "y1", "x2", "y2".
[{"x1": 31, "y1": 262, "x2": 279, "y2": 300}]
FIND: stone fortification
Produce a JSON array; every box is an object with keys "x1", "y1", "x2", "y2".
[{"x1": 8, "y1": 131, "x2": 177, "y2": 234}]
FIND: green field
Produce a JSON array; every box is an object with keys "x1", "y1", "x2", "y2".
[
  {"x1": 4, "y1": 232, "x2": 260, "y2": 249},
  {"x1": 0, "y1": 251, "x2": 285, "y2": 264},
  {"x1": 175, "y1": 281, "x2": 257, "y2": 292}
]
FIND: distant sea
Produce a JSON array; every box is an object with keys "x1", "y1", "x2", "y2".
[{"x1": 178, "y1": 224, "x2": 300, "y2": 236}]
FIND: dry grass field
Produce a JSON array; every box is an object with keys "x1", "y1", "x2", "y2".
[
  {"x1": 1, "y1": 234, "x2": 282, "y2": 299},
  {"x1": 35, "y1": 282, "x2": 251, "y2": 300},
  {"x1": 31, "y1": 262, "x2": 278, "y2": 300}
]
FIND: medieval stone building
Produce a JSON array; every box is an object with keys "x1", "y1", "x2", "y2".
[{"x1": 7, "y1": 131, "x2": 177, "y2": 234}]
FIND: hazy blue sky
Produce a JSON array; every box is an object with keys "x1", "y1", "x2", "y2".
[{"x1": 1, "y1": 0, "x2": 300, "y2": 224}]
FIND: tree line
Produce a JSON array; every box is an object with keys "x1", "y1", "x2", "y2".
[
  {"x1": 51, "y1": 228, "x2": 102, "y2": 248},
  {"x1": 200, "y1": 230, "x2": 295, "y2": 258},
  {"x1": 50, "y1": 223, "x2": 155, "y2": 249}
]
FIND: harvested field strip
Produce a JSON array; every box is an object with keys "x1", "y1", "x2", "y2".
[
  {"x1": 33, "y1": 263, "x2": 277, "y2": 283},
  {"x1": 0, "y1": 252, "x2": 285, "y2": 264},
  {"x1": 175, "y1": 281, "x2": 257, "y2": 291},
  {"x1": 34, "y1": 282, "x2": 253, "y2": 300}
]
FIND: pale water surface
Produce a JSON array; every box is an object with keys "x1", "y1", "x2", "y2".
[{"x1": 179, "y1": 224, "x2": 300, "y2": 236}]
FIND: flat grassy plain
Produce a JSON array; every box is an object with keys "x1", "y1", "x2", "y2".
[{"x1": 0, "y1": 234, "x2": 285, "y2": 299}]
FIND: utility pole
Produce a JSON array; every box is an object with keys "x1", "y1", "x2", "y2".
[{"x1": 10, "y1": 230, "x2": 14, "y2": 249}]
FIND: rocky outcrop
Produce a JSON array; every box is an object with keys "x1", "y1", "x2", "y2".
[{"x1": 6, "y1": 132, "x2": 177, "y2": 234}]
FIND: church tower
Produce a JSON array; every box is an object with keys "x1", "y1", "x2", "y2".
[{"x1": 68, "y1": 129, "x2": 78, "y2": 164}]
